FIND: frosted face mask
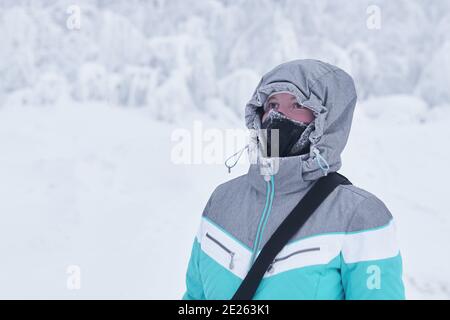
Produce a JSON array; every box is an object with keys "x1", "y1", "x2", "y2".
[{"x1": 260, "y1": 109, "x2": 311, "y2": 157}]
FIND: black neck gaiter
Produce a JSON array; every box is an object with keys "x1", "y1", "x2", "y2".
[{"x1": 260, "y1": 110, "x2": 310, "y2": 157}]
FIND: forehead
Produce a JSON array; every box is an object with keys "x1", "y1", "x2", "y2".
[{"x1": 268, "y1": 92, "x2": 297, "y2": 100}]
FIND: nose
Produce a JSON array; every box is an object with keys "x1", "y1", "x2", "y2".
[
  {"x1": 276, "y1": 108, "x2": 287, "y2": 117},
  {"x1": 277, "y1": 102, "x2": 296, "y2": 118}
]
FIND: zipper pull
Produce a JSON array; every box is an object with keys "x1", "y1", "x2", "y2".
[{"x1": 229, "y1": 252, "x2": 235, "y2": 270}]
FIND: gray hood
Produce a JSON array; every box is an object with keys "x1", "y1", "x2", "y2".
[{"x1": 245, "y1": 59, "x2": 357, "y2": 181}]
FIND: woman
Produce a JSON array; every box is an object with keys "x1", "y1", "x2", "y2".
[{"x1": 182, "y1": 59, "x2": 405, "y2": 300}]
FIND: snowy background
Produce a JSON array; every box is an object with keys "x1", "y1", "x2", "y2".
[{"x1": 0, "y1": 0, "x2": 449, "y2": 299}]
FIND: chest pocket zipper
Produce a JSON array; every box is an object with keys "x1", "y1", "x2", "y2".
[
  {"x1": 267, "y1": 247, "x2": 320, "y2": 274},
  {"x1": 205, "y1": 232, "x2": 236, "y2": 270}
]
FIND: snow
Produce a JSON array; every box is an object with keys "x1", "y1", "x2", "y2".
[
  {"x1": 0, "y1": 102, "x2": 243, "y2": 299},
  {"x1": 1, "y1": 0, "x2": 450, "y2": 109},
  {"x1": 0, "y1": 96, "x2": 449, "y2": 299}
]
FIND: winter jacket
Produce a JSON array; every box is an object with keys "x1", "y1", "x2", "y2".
[{"x1": 182, "y1": 59, "x2": 405, "y2": 300}]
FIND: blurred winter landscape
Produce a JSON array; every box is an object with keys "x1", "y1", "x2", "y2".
[{"x1": 0, "y1": 0, "x2": 449, "y2": 299}]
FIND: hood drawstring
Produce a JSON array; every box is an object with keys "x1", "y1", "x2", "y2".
[
  {"x1": 225, "y1": 144, "x2": 330, "y2": 176},
  {"x1": 312, "y1": 147, "x2": 330, "y2": 176},
  {"x1": 224, "y1": 144, "x2": 249, "y2": 173}
]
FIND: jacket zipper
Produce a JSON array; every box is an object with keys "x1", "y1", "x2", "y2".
[
  {"x1": 267, "y1": 247, "x2": 321, "y2": 274},
  {"x1": 250, "y1": 175, "x2": 275, "y2": 266},
  {"x1": 205, "y1": 232, "x2": 235, "y2": 270}
]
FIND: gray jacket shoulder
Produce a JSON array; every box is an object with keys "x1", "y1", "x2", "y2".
[
  {"x1": 337, "y1": 184, "x2": 394, "y2": 232},
  {"x1": 201, "y1": 173, "x2": 249, "y2": 219}
]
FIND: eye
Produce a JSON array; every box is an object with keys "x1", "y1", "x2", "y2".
[
  {"x1": 268, "y1": 102, "x2": 278, "y2": 109},
  {"x1": 293, "y1": 103, "x2": 305, "y2": 109}
]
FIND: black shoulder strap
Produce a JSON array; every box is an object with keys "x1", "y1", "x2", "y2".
[{"x1": 232, "y1": 171, "x2": 352, "y2": 300}]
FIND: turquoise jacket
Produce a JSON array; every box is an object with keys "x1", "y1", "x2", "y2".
[{"x1": 182, "y1": 60, "x2": 405, "y2": 300}]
